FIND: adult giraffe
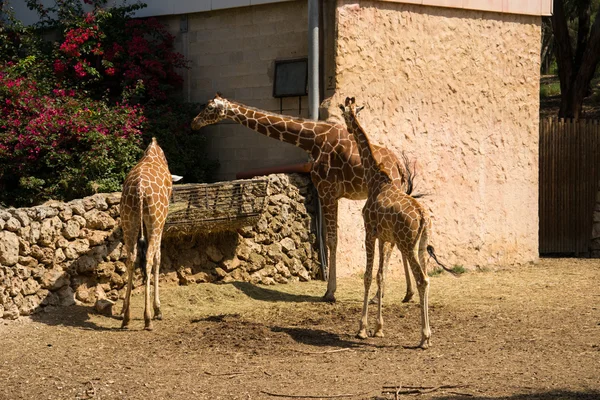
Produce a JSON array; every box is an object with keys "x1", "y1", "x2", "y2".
[
  {"x1": 340, "y1": 97, "x2": 455, "y2": 348},
  {"x1": 120, "y1": 138, "x2": 173, "y2": 330},
  {"x1": 191, "y1": 94, "x2": 415, "y2": 302}
]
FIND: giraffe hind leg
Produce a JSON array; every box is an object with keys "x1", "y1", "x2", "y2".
[
  {"x1": 142, "y1": 234, "x2": 158, "y2": 331},
  {"x1": 120, "y1": 216, "x2": 140, "y2": 329},
  {"x1": 401, "y1": 254, "x2": 415, "y2": 303},
  {"x1": 413, "y1": 233, "x2": 431, "y2": 349},
  {"x1": 121, "y1": 238, "x2": 138, "y2": 329},
  {"x1": 374, "y1": 239, "x2": 386, "y2": 338},
  {"x1": 153, "y1": 236, "x2": 163, "y2": 321}
]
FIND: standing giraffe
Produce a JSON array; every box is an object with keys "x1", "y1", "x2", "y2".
[
  {"x1": 191, "y1": 94, "x2": 415, "y2": 303},
  {"x1": 120, "y1": 137, "x2": 173, "y2": 330},
  {"x1": 339, "y1": 97, "x2": 455, "y2": 349}
]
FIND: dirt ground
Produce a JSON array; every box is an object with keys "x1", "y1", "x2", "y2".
[{"x1": 1, "y1": 258, "x2": 599, "y2": 400}]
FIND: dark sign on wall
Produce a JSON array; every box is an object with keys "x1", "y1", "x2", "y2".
[{"x1": 273, "y1": 58, "x2": 308, "y2": 98}]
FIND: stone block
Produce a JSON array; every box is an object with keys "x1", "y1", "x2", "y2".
[
  {"x1": 84, "y1": 210, "x2": 115, "y2": 230},
  {"x1": 41, "y1": 268, "x2": 69, "y2": 291},
  {"x1": 62, "y1": 219, "x2": 81, "y2": 239},
  {"x1": 4, "y1": 217, "x2": 20, "y2": 232},
  {"x1": 206, "y1": 245, "x2": 224, "y2": 263},
  {"x1": 0, "y1": 231, "x2": 19, "y2": 266}
]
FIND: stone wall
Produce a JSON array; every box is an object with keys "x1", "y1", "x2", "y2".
[
  {"x1": 0, "y1": 173, "x2": 320, "y2": 320},
  {"x1": 322, "y1": 1, "x2": 541, "y2": 273}
]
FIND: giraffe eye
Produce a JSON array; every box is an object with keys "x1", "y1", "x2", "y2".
[{"x1": 207, "y1": 104, "x2": 214, "y2": 110}]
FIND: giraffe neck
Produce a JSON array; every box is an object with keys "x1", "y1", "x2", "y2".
[
  {"x1": 346, "y1": 116, "x2": 393, "y2": 184},
  {"x1": 142, "y1": 139, "x2": 168, "y2": 166},
  {"x1": 222, "y1": 100, "x2": 317, "y2": 152}
]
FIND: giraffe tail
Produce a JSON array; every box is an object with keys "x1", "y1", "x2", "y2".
[
  {"x1": 138, "y1": 235, "x2": 148, "y2": 283},
  {"x1": 426, "y1": 245, "x2": 459, "y2": 276},
  {"x1": 400, "y1": 152, "x2": 427, "y2": 199},
  {"x1": 137, "y1": 189, "x2": 148, "y2": 284}
]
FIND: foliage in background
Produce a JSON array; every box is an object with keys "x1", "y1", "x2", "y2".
[
  {"x1": 143, "y1": 102, "x2": 218, "y2": 183},
  {"x1": 540, "y1": 80, "x2": 561, "y2": 98},
  {"x1": 0, "y1": 70, "x2": 144, "y2": 206},
  {"x1": 0, "y1": 0, "x2": 217, "y2": 207}
]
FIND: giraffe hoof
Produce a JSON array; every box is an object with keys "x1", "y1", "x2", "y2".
[
  {"x1": 418, "y1": 340, "x2": 430, "y2": 349},
  {"x1": 154, "y1": 310, "x2": 163, "y2": 320},
  {"x1": 322, "y1": 293, "x2": 336, "y2": 303},
  {"x1": 120, "y1": 322, "x2": 130, "y2": 330},
  {"x1": 144, "y1": 322, "x2": 154, "y2": 331},
  {"x1": 374, "y1": 330, "x2": 384, "y2": 338},
  {"x1": 356, "y1": 330, "x2": 368, "y2": 340},
  {"x1": 402, "y1": 293, "x2": 414, "y2": 303}
]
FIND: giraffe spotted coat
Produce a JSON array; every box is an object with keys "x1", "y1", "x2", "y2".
[
  {"x1": 120, "y1": 137, "x2": 173, "y2": 331},
  {"x1": 191, "y1": 94, "x2": 414, "y2": 302}
]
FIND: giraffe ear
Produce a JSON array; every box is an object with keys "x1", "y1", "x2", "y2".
[
  {"x1": 215, "y1": 92, "x2": 222, "y2": 98},
  {"x1": 338, "y1": 104, "x2": 345, "y2": 112},
  {"x1": 356, "y1": 105, "x2": 365, "y2": 114}
]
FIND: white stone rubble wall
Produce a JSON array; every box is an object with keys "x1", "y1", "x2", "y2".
[{"x1": 0, "y1": 174, "x2": 320, "y2": 320}]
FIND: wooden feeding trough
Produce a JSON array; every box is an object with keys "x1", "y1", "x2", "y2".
[{"x1": 164, "y1": 178, "x2": 269, "y2": 236}]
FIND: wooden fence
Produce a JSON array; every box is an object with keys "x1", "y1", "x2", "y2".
[{"x1": 539, "y1": 118, "x2": 600, "y2": 256}]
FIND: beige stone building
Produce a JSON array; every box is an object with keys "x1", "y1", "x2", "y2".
[
  {"x1": 14, "y1": 0, "x2": 552, "y2": 273},
  {"x1": 152, "y1": 0, "x2": 549, "y2": 273}
]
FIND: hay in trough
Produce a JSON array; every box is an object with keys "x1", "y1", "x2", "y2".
[{"x1": 164, "y1": 178, "x2": 269, "y2": 237}]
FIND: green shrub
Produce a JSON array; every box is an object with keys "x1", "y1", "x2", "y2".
[
  {"x1": 540, "y1": 81, "x2": 561, "y2": 98},
  {"x1": 0, "y1": 72, "x2": 144, "y2": 206},
  {"x1": 0, "y1": 0, "x2": 217, "y2": 206}
]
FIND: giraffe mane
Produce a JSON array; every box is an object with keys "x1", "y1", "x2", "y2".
[
  {"x1": 224, "y1": 98, "x2": 317, "y2": 123},
  {"x1": 344, "y1": 101, "x2": 395, "y2": 183}
]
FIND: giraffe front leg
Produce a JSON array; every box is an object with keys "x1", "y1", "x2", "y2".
[
  {"x1": 357, "y1": 234, "x2": 375, "y2": 339},
  {"x1": 374, "y1": 240, "x2": 386, "y2": 338},
  {"x1": 370, "y1": 241, "x2": 393, "y2": 305},
  {"x1": 321, "y1": 201, "x2": 338, "y2": 303}
]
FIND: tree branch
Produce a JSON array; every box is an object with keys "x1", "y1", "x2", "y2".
[
  {"x1": 574, "y1": 0, "x2": 592, "y2": 70},
  {"x1": 260, "y1": 389, "x2": 376, "y2": 398},
  {"x1": 552, "y1": 0, "x2": 574, "y2": 96},
  {"x1": 570, "y1": 4, "x2": 600, "y2": 117}
]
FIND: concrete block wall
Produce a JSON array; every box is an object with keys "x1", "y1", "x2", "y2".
[{"x1": 161, "y1": 1, "x2": 310, "y2": 181}]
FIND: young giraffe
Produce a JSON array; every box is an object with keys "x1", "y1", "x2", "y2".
[
  {"x1": 339, "y1": 97, "x2": 455, "y2": 349},
  {"x1": 191, "y1": 94, "x2": 415, "y2": 303},
  {"x1": 120, "y1": 138, "x2": 173, "y2": 331}
]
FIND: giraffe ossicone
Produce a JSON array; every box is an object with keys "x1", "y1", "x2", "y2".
[
  {"x1": 191, "y1": 93, "x2": 415, "y2": 303},
  {"x1": 120, "y1": 137, "x2": 173, "y2": 331}
]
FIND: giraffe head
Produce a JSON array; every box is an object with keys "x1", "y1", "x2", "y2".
[
  {"x1": 338, "y1": 96, "x2": 364, "y2": 127},
  {"x1": 191, "y1": 93, "x2": 229, "y2": 130}
]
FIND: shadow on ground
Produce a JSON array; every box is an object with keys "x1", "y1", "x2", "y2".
[
  {"x1": 422, "y1": 390, "x2": 600, "y2": 400},
  {"x1": 29, "y1": 304, "x2": 119, "y2": 331},
  {"x1": 230, "y1": 281, "x2": 322, "y2": 303},
  {"x1": 270, "y1": 325, "x2": 366, "y2": 348}
]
